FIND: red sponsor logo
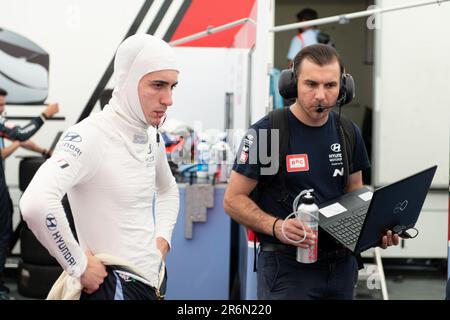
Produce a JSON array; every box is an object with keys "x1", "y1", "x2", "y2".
[
  {"x1": 239, "y1": 151, "x2": 249, "y2": 163},
  {"x1": 286, "y1": 154, "x2": 309, "y2": 172}
]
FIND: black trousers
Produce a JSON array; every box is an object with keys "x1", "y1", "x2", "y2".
[
  {"x1": 80, "y1": 266, "x2": 166, "y2": 300},
  {"x1": 257, "y1": 251, "x2": 359, "y2": 300},
  {"x1": 0, "y1": 199, "x2": 12, "y2": 275}
]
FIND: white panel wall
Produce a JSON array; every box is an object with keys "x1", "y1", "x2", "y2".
[
  {"x1": 373, "y1": 0, "x2": 450, "y2": 188},
  {"x1": 250, "y1": 0, "x2": 274, "y2": 123},
  {"x1": 362, "y1": 191, "x2": 448, "y2": 258},
  {"x1": 168, "y1": 47, "x2": 249, "y2": 132}
]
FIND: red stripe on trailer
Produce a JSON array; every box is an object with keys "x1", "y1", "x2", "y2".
[{"x1": 170, "y1": 0, "x2": 256, "y2": 48}]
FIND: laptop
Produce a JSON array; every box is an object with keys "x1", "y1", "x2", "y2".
[{"x1": 318, "y1": 166, "x2": 437, "y2": 254}]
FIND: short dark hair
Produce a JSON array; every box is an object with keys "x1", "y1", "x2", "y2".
[
  {"x1": 0, "y1": 88, "x2": 7, "y2": 96},
  {"x1": 296, "y1": 8, "x2": 318, "y2": 22},
  {"x1": 293, "y1": 44, "x2": 344, "y2": 79}
]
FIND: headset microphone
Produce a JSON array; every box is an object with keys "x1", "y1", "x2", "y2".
[
  {"x1": 315, "y1": 104, "x2": 335, "y2": 113},
  {"x1": 316, "y1": 104, "x2": 328, "y2": 113}
]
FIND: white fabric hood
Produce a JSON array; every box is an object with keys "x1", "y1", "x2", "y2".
[
  {"x1": 109, "y1": 34, "x2": 178, "y2": 127},
  {"x1": 102, "y1": 34, "x2": 178, "y2": 158}
]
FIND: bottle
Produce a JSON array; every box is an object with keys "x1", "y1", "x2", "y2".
[
  {"x1": 295, "y1": 191, "x2": 319, "y2": 264},
  {"x1": 196, "y1": 138, "x2": 210, "y2": 179},
  {"x1": 210, "y1": 133, "x2": 232, "y2": 183}
]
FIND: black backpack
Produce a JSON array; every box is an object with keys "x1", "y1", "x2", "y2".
[{"x1": 249, "y1": 107, "x2": 358, "y2": 271}]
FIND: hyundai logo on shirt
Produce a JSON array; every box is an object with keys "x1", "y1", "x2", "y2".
[{"x1": 331, "y1": 143, "x2": 341, "y2": 153}]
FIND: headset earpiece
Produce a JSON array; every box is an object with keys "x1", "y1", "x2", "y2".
[
  {"x1": 337, "y1": 73, "x2": 355, "y2": 107},
  {"x1": 278, "y1": 67, "x2": 298, "y2": 100}
]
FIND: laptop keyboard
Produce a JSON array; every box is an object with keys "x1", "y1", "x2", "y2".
[{"x1": 324, "y1": 205, "x2": 369, "y2": 246}]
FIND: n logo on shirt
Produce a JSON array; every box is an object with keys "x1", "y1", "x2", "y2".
[{"x1": 333, "y1": 168, "x2": 344, "y2": 177}]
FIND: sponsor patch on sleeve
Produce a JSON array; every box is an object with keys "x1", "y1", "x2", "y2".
[
  {"x1": 239, "y1": 150, "x2": 249, "y2": 163},
  {"x1": 238, "y1": 133, "x2": 254, "y2": 164},
  {"x1": 54, "y1": 156, "x2": 69, "y2": 169},
  {"x1": 56, "y1": 131, "x2": 83, "y2": 158},
  {"x1": 62, "y1": 132, "x2": 82, "y2": 143},
  {"x1": 57, "y1": 159, "x2": 69, "y2": 169}
]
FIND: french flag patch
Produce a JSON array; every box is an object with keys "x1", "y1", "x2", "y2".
[{"x1": 56, "y1": 158, "x2": 69, "y2": 169}]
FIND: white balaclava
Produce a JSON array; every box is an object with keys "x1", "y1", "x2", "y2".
[
  {"x1": 103, "y1": 34, "x2": 178, "y2": 158},
  {"x1": 107, "y1": 34, "x2": 178, "y2": 128}
]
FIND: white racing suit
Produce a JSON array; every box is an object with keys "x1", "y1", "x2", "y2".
[{"x1": 20, "y1": 34, "x2": 180, "y2": 289}]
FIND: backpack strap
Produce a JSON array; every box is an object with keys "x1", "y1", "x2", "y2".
[
  {"x1": 332, "y1": 110, "x2": 356, "y2": 190},
  {"x1": 332, "y1": 110, "x2": 363, "y2": 267},
  {"x1": 250, "y1": 108, "x2": 289, "y2": 272},
  {"x1": 251, "y1": 108, "x2": 290, "y2": 202},
  {"x1": 268, "y1": 107, "x2": 290, "y2": 202}
]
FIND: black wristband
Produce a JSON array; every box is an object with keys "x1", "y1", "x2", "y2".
[
  {"x1": 272, "y1": 218, "x2": 280, "y2": 240},
  {"x1": 41, "y1": 112, "x2": 49, "y2": 120}
]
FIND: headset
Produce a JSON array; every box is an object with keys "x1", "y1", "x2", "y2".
[{"x1": 278, "y1": 64, "x2": 355, "y2": 109}]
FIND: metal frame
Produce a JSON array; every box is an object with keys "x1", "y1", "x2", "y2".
[
  {"x1": 270, "y1": 0, "x2": 449, "y2": 33},
  {"x1": 169, "y1": 17, "x2": 256, "y2": 46}
]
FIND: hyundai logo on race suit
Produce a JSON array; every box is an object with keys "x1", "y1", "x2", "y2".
[
  {"x1": 331, "y1": 143, "x2": 341, "y2": 152},
  {"x1": 46, "y1": 214, "x2": 57, "y2": 231},
  {"x1": 63, "y1": 132, "x2": 82, "y2": 142}
]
